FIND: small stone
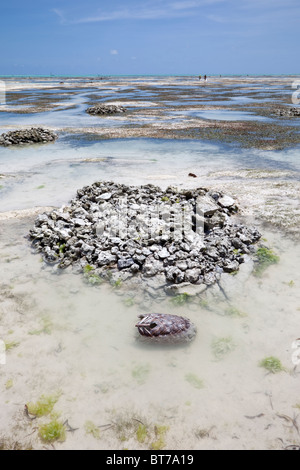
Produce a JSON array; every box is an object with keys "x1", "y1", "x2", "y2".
[
  {"x1": 130, "y1": 204, "x2": 140, "y2": 210},
  {"x1": 185, "y1": 268, "x2": 201, "y2": 283},
  {"x1": 143, "y1": 259, "x2": 164, "y2": 277},
  {"x1": 130, "y1": 263, "x2": 140, "y2": 273},
  {"x1": 142, "y1": 247, "x2": 152, "y2": 256},
  {"x1": 203, "y1": 272, "x2": 217, "y2": 285},
  {"x1": 197, "y1": 195, "x2": 219, "y2": 216},
  {"x1": 158, "y1": 247, "x2": 169, "y2": 259},
  {"x1": 223, "y1": 260, "x2": 240, "y2": 273},
  {"x1": 176, "y1": 260, "x2": 188, "y2": 271},
  {"x1": 117, "y1": 258, "x2": 134, "y2": 270},
  {"x1": 218, "y1": 195, "x2": 235, "y2": 208},
  {"x1": 98, "y1": 192, "x2": 113, "y2": 201},
  {"x1": 73, "y1": 218, "x2": 86, "y2": 227},
  {"x1": 165, "y1": 266, "x2": 185, "y2": 284},
  {"x1": 97, "y1": 252, "x2": 117, "y2": 266}
]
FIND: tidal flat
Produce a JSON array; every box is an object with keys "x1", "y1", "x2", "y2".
[{"x1": 0, "y1": 76, "x2": 299, "y2": 450}]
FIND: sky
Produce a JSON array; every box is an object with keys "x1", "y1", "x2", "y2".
[{"x1": 1, "y1": 0, "x2": 299, "y2": 76}]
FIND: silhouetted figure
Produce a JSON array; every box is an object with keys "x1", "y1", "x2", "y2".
[{"x1": 204, "y1": 75, "x2": 207, "y2": 82}]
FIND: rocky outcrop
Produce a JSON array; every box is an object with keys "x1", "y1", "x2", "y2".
[
  {"x1": 86, "y1": 104, "x2": 126, "y2": 115},
  {"x1": 29, "y1": 181, "x2": 261, "y2": 295},
  {"x1": 0, "y1": 128, "x2": 57, "y2": 146},
  {"x1": 276, "y1": 107, "x2": 300, "y2": 117}
]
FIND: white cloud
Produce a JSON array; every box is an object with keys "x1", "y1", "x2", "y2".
[
  {"x1": 52, "y1": 0, "x2": 300, "y2": 30},
  {"x1": 110, "y1": 49, "x2": 118, "y2": 55},
  {"x1": 54, "y1": 0, "x2": 225, "y2": 25},
  {"x1": 170, "y1": 0, "x2": 224, "y2": 9},
  {"x1": 52, "y1": 8, "x2": 66, "y2": 24}
]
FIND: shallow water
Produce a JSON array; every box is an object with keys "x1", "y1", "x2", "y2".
[
  {"x1": 171, "y1": 109, "x2": 270, "y2": 122},
  {"x1": 0, "y1": 76, "x2": 299, "y2": 449},
  {"x1": 1, "y1": 138, "x2": 299, "y2": 212},
  {"x1": 0, "y1": 216, "x2": 299, "y2": 450}
]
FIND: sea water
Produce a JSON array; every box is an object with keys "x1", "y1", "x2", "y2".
[{"x1": 0, "y1": 77, "x2": 299, "y2": 449}]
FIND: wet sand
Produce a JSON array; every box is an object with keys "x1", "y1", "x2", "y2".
[{"x1": 1, "y1": 75, "x2": 300, "y2": 149}]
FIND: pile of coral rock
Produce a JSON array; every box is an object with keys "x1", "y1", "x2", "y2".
[
  {"x1": 276, "y1": 107, "x2": 300, "y2": 117},
  {"x1": 0, "y1": 127, "x2": 57, "y2": 146},
  {"x1": 29, "y1": 181, "x2": 261, "y2": 294},
  {"x1": 86, "y1": 104, "x2": 126, "y2": 115}
]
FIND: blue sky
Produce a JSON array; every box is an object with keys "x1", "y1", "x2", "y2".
[{"x1": 1, "y1": 0, "x2": 299, "y2": 75}]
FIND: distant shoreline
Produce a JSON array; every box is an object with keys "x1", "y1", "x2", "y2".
[{"x1": 1, "y1": 74, "x2": 300, "y2": 79}]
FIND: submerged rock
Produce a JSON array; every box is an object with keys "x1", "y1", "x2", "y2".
[
  {"x1": 135, "y1": 313, "x2": 197, "y2": 343},
  {"x1": 0, "y1": 127, "x2": 57, "y2": 146}
]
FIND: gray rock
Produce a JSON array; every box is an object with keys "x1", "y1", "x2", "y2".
[
  {"x1": 132, "y1": 254, "x2": 146, "y2": 265},
  {"x1": 73, "y1": 218, "x2": 87, "y2": 227},
  {"x1": 218, "y1": 195, "x2": 235, "y2": 208},
  {"x1": 98, "y1": 192, "x2": 112, "y2": 201},
  {"x1": 130, "y1": 263, "x2": 140, "y2": 273},
  {"x1": 81, "y1": 242, "x2": 95, "y2": 255},
  {"x1": 176, "y1": 260, "x2": 188, "y2": 271},
  {"x1": 205, "y1": 211, "x2": 226, "y2": 230},
  {"x1": 117, "y1": 258, "x2": 134, "y2": 270},
  {"x1": 203, "y1": 272, "x2": 217, "y2": 285},
  {"x1": 276, "y1": 107, "x2": 300, "y2": 117},
  {"x1": 205, "y1": 247, "x2": 220, "y2": 260},
  {"x1": 158, "y1": 247, "x2": 169, "y2": 259},
  {"x1": 86, "y1": 104, "x2": 126, "y2": 115},
  {"x1": 223, "y1": 260, "x2": 240, "y2": 273},
  {"x1": 29, "y1": 181, "x2": 261, "y2": 295},
  {"x1": 98, "y1": 252, "x2": 117, "y2": 266},
  {"x1": 0, "y1": 127, "x2": 57, "y2": 147},
  {"x1": 56, "y1": 228, "x2": 73, "y2": 241},
  {"x1": 197, "y1": 195, "x2": 219, "y2": 216},
  {"x1": 165, "y1": 282, "x2": 207, "y2": 296},
  {"x1": 185, "y1": 268, "x2": 201, "y2": 283},
  {"x1": 35, "y1": 214, "x2": 51, "y2": 226},
  {"x1": 143, "y1": 258, "x2": 164, "y2": 277},
  {"x1": 165, "y1": 266, "x2": 185, "y2": 284}
]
